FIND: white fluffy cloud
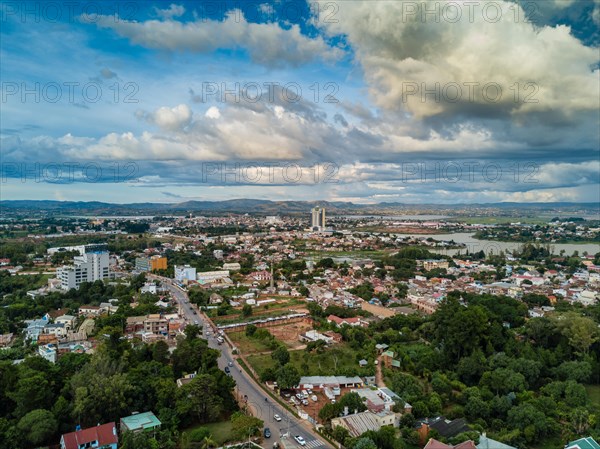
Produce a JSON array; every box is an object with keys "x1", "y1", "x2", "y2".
[
  {"x1": 88, "y1": 9, "x2": 342, "y2": 68},
  {"x1": 315, "y1": 0, "x2": 599, "y2": 121}
]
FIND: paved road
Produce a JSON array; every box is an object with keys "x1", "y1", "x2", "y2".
[{"x1": 152, "y1": 276, "x2": 331, "y2": 449}]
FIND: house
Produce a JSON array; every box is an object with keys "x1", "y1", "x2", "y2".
[
  {"x1": 566, "y1": 437, "x2": 600, "y2": 449},
  {"x1": 299, "y1": 330, "x2": 334, "y2": 344},
  {"x1": 0, "y1": 333, "x2": 14, "y2": 348},
  {"x1": 120, "y1": 411, "x2": 161, "y2": 433},
  {"x1": 24, "y1": 318, "x2": 49, "y2": 342},
  {"x1": 38, "y1": 344, "x2": 57, "y2": 363},
  {"x1": 327, "y1": 314, "x2": 365, "y2": 327},
  {"x1": 176, "y1": 372, "x2": 197, "y2": 388},
  {"x1": 419, "y1": 417, "x2": 471, "y2": 440},
  {"x1": 78, "y1": 305, "x2": 101, "y2": 317},
  {"x1": 477, "y1": 433, "x2": 518, "y2": 449},
  {"x1": 55, "y1": 314, "x2": 76, "y2": 330},
  {"x1": 424, "y1": 439, "x2": 477, "y2": 449},
  {"x1": 331, "y1": 410, "x2": 399, "y2": 438},
  {"x1": 381, "y1": 350, "x2": 401, "y2": 369},
  {"x1": 60, "y1": 422, "x2": 118, "y2": 449}
]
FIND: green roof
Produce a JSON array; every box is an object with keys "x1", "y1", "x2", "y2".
[
  {"x1": 121, "y1": 411, "x2": 161, "y2": 431},
  {"x1": 567, "y1": 437, "x2": 600, "y2": 449},
  {"x1": 382, "y1": 350, "x2": 395, "y2": 357}
]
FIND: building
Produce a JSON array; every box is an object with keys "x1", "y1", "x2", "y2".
[
  {"x1": 57, "y1": 245, "x2": 110, "y2": 290},
  {"x1": 425, "y1": 440, "x2": 477, "y2": 449},
  {"x1": 477, "y1": 433, "x2": 517, "y2": 449},
  {"x1": 298, "y1": 329, "x2": 334, "y2": 344},
  {"x1": 223, "y1": 262, "x2": 241, "y2": 271},
  {"x1": 120, "y1": 411, "x2": 161, "y2": 433},
  {"x1": 566, "y1": 437, "x2": 600, "y2": 449},
  {"x1": 421, "y1": 259, "x2": 450, "y2": 271},
  {"x1": 299, "y1": 376, "x2": 363, "y2": 390},
  {"x1": 60, "y1": 422, "x2": 118, "y2": 449},
  {"x1": 311, "y1": 206, "x2": 326, "y2": 231},
  {"x1": 38, "y1": 343, "x2": 57, "y2": 363},
  {"x1": 418, "y1": 417, "x2": 471, "y2": 440},
  {"x1": 196, "y1": 270, "x2": 230, "y2": 285},
  {"x1": 144, "y1": 315, "x2": 168, "y2": 335},
  {"x1": 135, "y1": 255, "x2": 167, "y2": 272},
  {"x1": 331, "y1": 410, "x2": 399, "y2": 438},
  {"x1": 23, "y1": 317, "x2": 49, "y2": 342},
  {"x1": 174, "y1": 265, "x2": 196, "y2": 282},
  {"x1": 55, "y1": 315, "x2": 76, "y2": 330},
  {"x1": 78, "y1": 305, "x2": 102, "y2": 317}
]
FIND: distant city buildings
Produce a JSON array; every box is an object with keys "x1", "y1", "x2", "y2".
[
  {"x1": 56, "y1": 244, "x2": 110, "y2": 290},
  {"x1": 311, "y1": 206, "x2": 326, "y2": 231}
]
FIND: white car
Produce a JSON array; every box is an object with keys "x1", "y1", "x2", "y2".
[
  {"x1": 274, "y1": 414, "x2": 282, "y2": 422},
  {"x1": 294, "y1": 435, "x2": 306, "y2": 446}
]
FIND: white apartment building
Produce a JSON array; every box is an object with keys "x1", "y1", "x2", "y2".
[
  {"x1": 57, "y1": 247, "x2": 110, "y2": 290},
  {"x1": 174, "y1": 265, "x2": 196, "y2": 282},
  {"x1": 196, "y1": 270, "x2": 230, "y2": 284}
]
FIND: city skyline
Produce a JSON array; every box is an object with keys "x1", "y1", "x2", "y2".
[{"x1": 1, "y1": 0, "x2": 598, "y2": 204}]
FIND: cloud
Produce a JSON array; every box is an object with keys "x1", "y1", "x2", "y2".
[
  {"x1": 86, "y1": 9, "x2": 342, "y2": 68},
  {"x1": 155, "y1": 4, "x2": 186, "y2": 20},
  {"x1": 315, "y1": 0, "x2": 599, "y2": 125}
]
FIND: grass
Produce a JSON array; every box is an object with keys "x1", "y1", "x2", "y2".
[
  {"x1": 227, "y1": 332, "x2": 276, "y2": 354},
  {"x1": 586, "y1": 384, "x2": 600, "y2": 407},
  {"x1": 184, "y1": 420, "x2": 236, "y2": 445},
  {"x1": 247, "y1": 343, "x2": 373, "y2": 377}
]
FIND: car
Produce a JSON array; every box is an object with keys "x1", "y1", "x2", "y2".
[
  {"x1": 295, "y1": 393, "x2": 303, "y2": 400},
  {"x1": 224, "y1": 366, "x2": 230, "y2": 374},
  {"x1": 301, "y1": 399, "x2": 308, "y2": 406},
  {"x1": 228, "y1": 361, "x2": 233, "y2": 367},
  {"x1": 274, "y1": 414, "x2": 282, "y2": 422},
  {"x1": 264, "y1": 428, "x2": 271, "y2": 438},
  {"x1": 192, "y1": 310, "x2": 197, "y2": 314},
  {"x1": 194, "y1": 320, "x2": 199, "y2": 325},
  {"x1": 294, "y1": 435, "x2": 306, "y2": 446}
]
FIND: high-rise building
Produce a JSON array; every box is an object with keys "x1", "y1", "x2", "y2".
[
  {"x1": 135, "y1": 255, "x2": 167, "y2": 272},
  {"x1": 311, "y1": 206, "x2": 326, "y2": 231},
  {"x1": 57, "y1": 244, "x2": 110, "y2": 290}
]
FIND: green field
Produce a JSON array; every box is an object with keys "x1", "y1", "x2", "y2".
[
  {"x1": 586, "y1": 385, "x2": 600, "y2": 407},
  {"x1": 184, "y1": 420, "x2": 236, "y2": 446},
  {"x1": 227, "y1": 332, "x2": 275, "y2": 354},
  {"x1": 247, "y1": 343, "x2": 374, "y2": 377}
]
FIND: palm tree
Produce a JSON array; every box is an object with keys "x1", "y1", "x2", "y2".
[{"x1": 200, "y1": 434, "x2": 218, "y2": 449}]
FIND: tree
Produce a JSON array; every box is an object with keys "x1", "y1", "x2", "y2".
[
  {"x1": 17, "y1": 409, "x2": 57, "y2": 446},
  {"x1": 177, "y1": 374, "x2": 223, "y2": 423},
  {"x1": 242, "y1": 304, "x2": 253, "y2": 317},
  {"x1": 152, "y1": 341, "x2": 170, "y2": 364},
  {"x1": 332, "y1": 425, "x2": 350, "y2": 444},
  {"x1": 271, "y1": 346, "x2": 290, "y2": 366},
  {"x1": 7, "y1": 371, "x2": 51, "y2": 419},
  {"x1": 553, "y1": 312, "x2": 600, "y2": 355},
  {"x1": 230, "y1": 411, "x2": 263, "y2": 441},
  {"x1": 352, "y1": 437, "x2": 377, "y2": 449},
  {"x1": 276, "y1": 364, "x2": 300, "y2": 389},
  {"x1": 245, "y1": 324, "x2": 257, "y2": 337}
]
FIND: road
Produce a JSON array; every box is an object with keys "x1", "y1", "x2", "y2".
[{"x1": 152, "y1": 275, "x2": 331, "y2": 449}]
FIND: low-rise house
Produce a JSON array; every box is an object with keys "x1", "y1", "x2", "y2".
[
  {"x1": 418, "y1": 417, "x2": 471, "y2": 440},
  {"x1": 299, "y1": 330, "x2": 334, "y2": 344},
  {"x1": 425, "y1": 439, "x2": 476, "y2": 449},
  {"x1": 565, "y1": 437, "x2": 600, "y2": 449},
  {"x1": 78, "y1": 305, "x2": 101, "y2": 317},
  {"x1": 24, "y1": 318, "x2": 49, "y2": 342},
  {"x1": 60, "y1": 422, "x2": 118, "y2": 449},
  {"x1": 55, "y1": 314, "x2": 76, "y2": 330},
  {"x1": 120, "y1": 411, "x2": 161, "y2": 433},
  {"x1": 0, "y1": 333, "x2": 14, "y2": 348},
  {"x1": 477, "y1": 433, "x2": 518, "y2": 449},
  {"x1": 177, "y1": 372, "x2": 197, "y2": 388},
  {"x1": 331, "y1": 410, "x2": 399, "y2": 438},
  {"x1": 38, "y1": 343, "x2": 57, "y2": 363},
  {"x1": 44, "y1": 323, "x2": 67, "y2": 338}
]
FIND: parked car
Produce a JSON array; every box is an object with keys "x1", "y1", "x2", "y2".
[
  {"x1": 274, "y1": 414, "x2": 282, "y2": 422},
  {"x1": 290, "y1": 397, "x2": 298, "y2": 405},
  {"x1": 301, "y1": 399, "x2": 309, "y2": 406},
  {"x1": 295, "y1": 393, "x2": 303, "y2": 400},
  {"x1": 224, "y1": 366, "x2": 230, "y2": 374},
  {"x1": 264, "y1": 428, "x2": 271, "y2": 438},
  {"x1": 228, "y1": 361, "x2": 233, "y2": 367},
  {"x1": 311, "y1": 395, "x2": 318, "y2": 402},
  {"x1": 294, "y1": 435, "x2": 306, "y2": 446}
]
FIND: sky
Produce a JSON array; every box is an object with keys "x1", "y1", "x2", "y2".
[{"x1": 1, "y1": 0, "x2": 599, "y2": 204}]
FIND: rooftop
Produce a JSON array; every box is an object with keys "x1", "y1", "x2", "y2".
[{"x1": 120, "y1": 411, "x2": 161, "y2": 431}]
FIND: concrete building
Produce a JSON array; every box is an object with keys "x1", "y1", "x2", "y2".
[
  {"x1": 135, "y1": 255, "x2": 167, "y2": 272},
  {"x1": 196, "y1": 270, "x2": 230, "y2": 285},
  {"x1": 311, "y1": 206, "x2": 326, "y2": 231},
  {"x1": 144, "y1": 315, "x2": 168, "y2": 335},
  {"x1": 57, "y1": 245, "x2": 110, "y2": 290},
  {"x1": 38, "y1": 343, "x2": 57, "y2": 363},
  {"x1": 174, "y1": 265, "x2": 196, "y2": 282}
]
